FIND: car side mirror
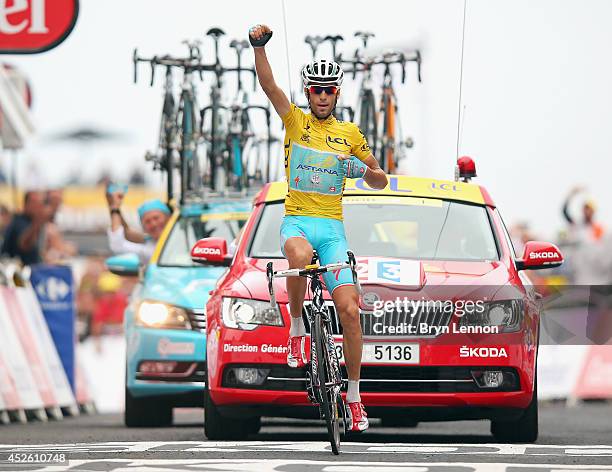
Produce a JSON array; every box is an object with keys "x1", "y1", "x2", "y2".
[
  {"x1": 105, "y1": 253, "x2": 140, "y2": 276},
  {"x1": 515, "y1": 241, "x2": 564, "y2": 271},
  {"x1": 191, "y1": 237, "x2": 231, "y2": 267}
]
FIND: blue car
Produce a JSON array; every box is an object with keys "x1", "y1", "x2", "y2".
[{"x1": 107, "y1": 199, "x2": 251, "y2": 427}]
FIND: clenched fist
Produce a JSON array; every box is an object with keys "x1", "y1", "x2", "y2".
[{"x1": 249, "y1": 24, "x2": 273, "y2": 48}]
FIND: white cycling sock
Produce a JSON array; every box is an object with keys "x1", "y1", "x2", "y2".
[
  {"x1": 346, "y1": 380, "x2": 361, "y2": 403},
  {"x1": 289, "y1": 316, "x2": 306, "y2": 337}
]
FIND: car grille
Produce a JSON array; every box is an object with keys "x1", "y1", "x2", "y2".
[
  {"x1": 188, "y1": 308, "x2": 206, "y2": 332},
  {"x1": 222, "y1": 364, "x2": 520, "y2": 393},
  {"x1": 301, "y1": 301, "x2": 452, "y2": 337},
  {"x1": 136, "y1": 361, "x2": 206, "y2": 383}
]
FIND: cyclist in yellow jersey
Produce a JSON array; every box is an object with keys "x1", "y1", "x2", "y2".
[{"x1": 250, "y1": 24, "x2": 388, "y2": 432}]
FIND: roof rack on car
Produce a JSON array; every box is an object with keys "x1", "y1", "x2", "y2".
[{"x1": 181, "y1": 187, "x2": 262, "y2": 206}]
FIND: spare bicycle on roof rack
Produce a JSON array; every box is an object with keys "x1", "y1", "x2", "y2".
[
  {"x1": 199, "y1": 27, "x2": 276, "y2": 191},
  {"x1": 133, "y1": 43, "x2": 215, "y2": 203},
  {"x1": 133, "y1": 28, "x2": 277, "y2": 200},
  {"x1": 297, "y1": 31, "x2": 422, "y2": 174},
  {"x1": 340, "y1": 31, "x2": 422, "y2": 174}
]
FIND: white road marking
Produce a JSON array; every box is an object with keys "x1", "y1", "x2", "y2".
[
  {"x1": 23, "y1": 459, "x2": 612, "y2": 472},
  {"x1": 2, "y1": 441, "x2": 612, "y2": 457}
]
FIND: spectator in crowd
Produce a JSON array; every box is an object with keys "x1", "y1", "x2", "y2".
[
  {"x1": 509, "y1": 221, "x2": 535, "y2": 257},
  {"x1": 562, "y1": 186, "x2": 604, "y2": 244},
  {"x1": 106, "y1": 188, "x2": 171, "y2": 263},
  {"x1": 0, "y1": 204, "x2": 12, "y2": 245},
  {"x1": 76, "y1": 256, "x2": 105, "y2": 342},
  {"x1": 91, "y1": 271, "x2": 128, "y2": 352},
  {"x1": 42, "y1": 188, "x2": 78, "y2": 264},
  {"x1": 0, "y1": 190, "x2": 50, "y2": 265}
]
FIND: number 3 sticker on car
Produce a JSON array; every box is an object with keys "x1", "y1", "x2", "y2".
[{"x1": 357, "y1": 257, "x2": 423, "y2": 287}]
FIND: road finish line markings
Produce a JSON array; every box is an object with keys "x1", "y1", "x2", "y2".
[
  {"x1": 2, "y1": 442, "x2": 612, "y2": 457},
  {"x1": 4, "y1": 459, "x2": 612, "y2": 472}
]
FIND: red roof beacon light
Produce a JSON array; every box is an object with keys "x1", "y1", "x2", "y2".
[{"x1": 455, "y1": 156, "x2": 477, "y2": 183}]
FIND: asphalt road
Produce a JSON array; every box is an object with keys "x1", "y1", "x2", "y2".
[{"x1": 1, "y1": 402, "x2": 612, "y2": 471}]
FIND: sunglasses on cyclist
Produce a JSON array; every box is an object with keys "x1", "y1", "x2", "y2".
[{"x1": 308, "y1": 85, "x2": 338, "y2": 95}]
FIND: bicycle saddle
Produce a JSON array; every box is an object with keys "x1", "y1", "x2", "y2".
[
  {"x1": 324, "y1": 35, "x2": 344, "y2": 42},
  {"x1": 229, "y1": 39, "x2": 249, "y2": 50},
  {"x1": 207, "y1": 27, "x2": 226, "y2": 38},
  {"x1": 354, "y1": 31, "x2": 375, "y2": 48},
  {"x1": 304, "y1": 35, "x2": 325, "y2": 46}
]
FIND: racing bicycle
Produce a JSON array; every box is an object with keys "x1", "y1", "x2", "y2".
[
  {"x1": 200, "y1": 27, "x2": 259, "y2": 191},
  {"x1": 133, "y1": 50, "x2": 179, "y2": 205},
  {"x1": 133, "y1": 45, "x2": 214, "y2": 203},
  {"x1": 227, "y1": 38, "x2": 273, "y2": 189},
  {"x1": 342, "y1": 34, "x2": 422, "y2": 173},
  {"x1": 266, "y1": 251, "x2": 360, "y2": 455}
]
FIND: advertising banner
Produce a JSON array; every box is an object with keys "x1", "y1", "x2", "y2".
[
  {"x1": 30, "y1": 265, "x2": 76, "y2": 392},
  {"x1": 17, "y1": 284, "x2": 77, "y2": 410},
  {"x1": 0, "y1": 294, "x2": 43, "y2": 410},
  {"x1": 2, "y1": 286, "x2": 57, "y2": 408},
  {"x1": 0, "y1": 0, "x2": 79, "y2": 54}
]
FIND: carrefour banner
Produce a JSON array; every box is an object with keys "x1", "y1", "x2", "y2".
[{"x1": 30, "y1": 265, "x2": 76, "y2": 392}]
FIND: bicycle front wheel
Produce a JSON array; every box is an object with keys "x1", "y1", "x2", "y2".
[{"x1": 313, "y1": 313, "x2": 341, "y2": 455}]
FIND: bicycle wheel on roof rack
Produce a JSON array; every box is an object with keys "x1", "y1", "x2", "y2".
[
  {"x1": 312, "y1": 307, "x2": 342, "y2": 455},
  {"x1": 359, "y1": 90, "x2": 378, "y2": 160},
  {"x1": 384, "y1": 90, "x2": 397, "y2": 174}
]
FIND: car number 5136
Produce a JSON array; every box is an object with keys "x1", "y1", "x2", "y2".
[{"x1": 334, "y1": 342, "x2": 420, "y2": 364}]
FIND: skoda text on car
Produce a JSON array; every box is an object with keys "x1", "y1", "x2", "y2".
[
  {"x1": 199, "y1": 165, "x2": 563, "y2": 441},
  {"x1": 107, "y1": 199, "x2": 251, "y2": 427}
]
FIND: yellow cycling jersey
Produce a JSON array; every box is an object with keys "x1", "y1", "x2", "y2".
[{"x1": 282, "y1": 104, "x2": 371, "y2": 220}]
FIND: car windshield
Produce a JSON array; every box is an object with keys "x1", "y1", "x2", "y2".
[
  {"x1": 159, "y1": 214, "x2": 247, "y2": 267},
  {"x1": 249, "y1": 197, "x2": 498, "y2": 261}
]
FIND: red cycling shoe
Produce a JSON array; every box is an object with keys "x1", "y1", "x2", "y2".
[
  {"x1": 346, "y1": 401, "x2": 369, "y2": 432},
  {"x1": 287, "y1": 335, "x2": 306, "y2": 368}
]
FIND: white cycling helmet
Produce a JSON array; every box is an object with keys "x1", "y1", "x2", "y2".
[{"x1": 301, "y1": 59, "x2": 344, "y2": 88}]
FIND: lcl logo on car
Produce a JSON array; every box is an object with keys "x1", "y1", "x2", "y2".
[{"x1": 0, "y1": 0, "x2": 79, "y2": 54}]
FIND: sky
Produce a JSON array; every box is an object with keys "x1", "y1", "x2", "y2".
[{"x1": 1, "y1": 0, "x2": 611, "y2": 239}]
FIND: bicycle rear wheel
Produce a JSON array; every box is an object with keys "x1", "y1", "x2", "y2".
[
  {"x1": 359, "y1": 91, "x2": 378, "y2": 158},
  {"x1": 313, "y1": 312, "x2": 341, "y2": 455}
]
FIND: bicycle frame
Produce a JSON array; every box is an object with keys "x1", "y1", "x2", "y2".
[
  {"x1": 266, "y1": 251, "x2": 360, "y2": 454},
  {"x1": 200, "y1": 29, "x2": 258, "y2": 192},
  {"x1": 134, "y1": 51, "x2": 181, "y2": 205},
  {"x1": 178, "y1": 67, "x2": 203, "y2": 202},
  {"x1": 379, "y1": 68, "x2": 398, "y2": 173}
]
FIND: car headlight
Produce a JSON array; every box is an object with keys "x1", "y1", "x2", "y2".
[
  {"x1": 222, "y1": 297, "x2": 283, "y2": 330},
  {"x1": 459, "y1": 300, "x2": 523, "y2": 333},
  {"x1": 137, "y1": 300, "x2": 191, "y2": 330}
]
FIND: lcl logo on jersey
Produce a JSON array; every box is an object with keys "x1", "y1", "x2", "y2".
[{"x1": 326, "y1": 135, "x2": 350, "y2": 152}]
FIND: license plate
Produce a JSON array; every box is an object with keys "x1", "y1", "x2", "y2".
[{"x1": 334, "y1": 342, "x2": 419, "y2": 364}]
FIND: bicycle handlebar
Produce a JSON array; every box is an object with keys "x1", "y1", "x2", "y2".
[
  {"x1": 272, "y1": 261, "x2": 351, "y2": 278},
  {"x1": 340, "y1": 49, "x2": 421, "y2": 83},
  {"x1": 133, "y1": 48, "x2": 218, "y2": 85},
  {"x1": 266, "y1": 251, "x2": 360, "y2": 305}
]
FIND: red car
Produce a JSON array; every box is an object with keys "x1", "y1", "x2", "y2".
[{"x1": 195, "y1": 167, "x2": 563, "y2": 442}]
